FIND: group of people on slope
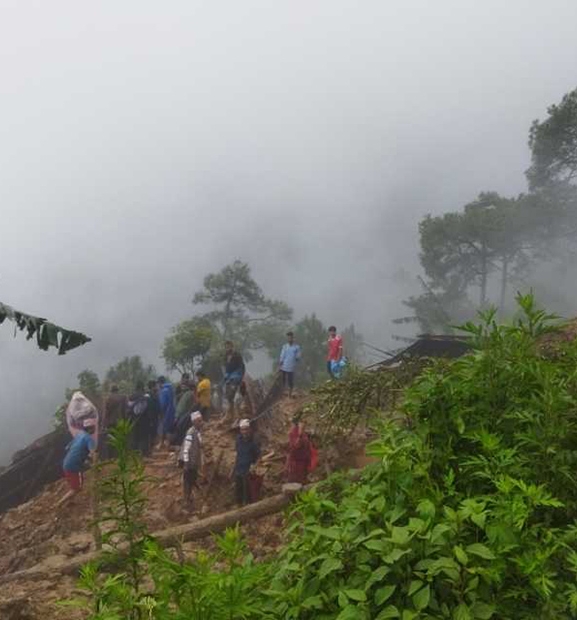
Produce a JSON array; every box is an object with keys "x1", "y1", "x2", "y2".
[
  {"x1": 176, "y1": 411, "x2": 316, "y2": 511},
  {"x1": 59, "y1": 327, "x2": 344, "y2": 508}
]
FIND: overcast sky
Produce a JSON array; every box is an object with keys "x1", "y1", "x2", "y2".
[{"x1": 1, "y1": 0, "x2": 576, "y2": 463}]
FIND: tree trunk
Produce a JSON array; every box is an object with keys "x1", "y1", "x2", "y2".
[
  {"x1": 499, "y1": 256, "x2": 509, "y2": 317},
  {"x1": 0, "y1": 488, "x2": 300, "y2": 584},
  {"x1": 479, "y1": 243, "x2": 488, "y2": 308}
]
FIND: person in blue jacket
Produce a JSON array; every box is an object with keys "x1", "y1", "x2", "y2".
[{"x1": 157, "y1": 376, "x2": 176, "y2": 449}]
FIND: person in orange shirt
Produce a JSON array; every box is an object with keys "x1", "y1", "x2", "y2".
[{"x1": 196, "y1": 370, "x2": 212, "y2": 421}]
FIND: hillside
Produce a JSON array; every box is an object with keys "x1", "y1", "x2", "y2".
[{"x1": 0, "y1": 393, "x2": 372, "y2": 620}]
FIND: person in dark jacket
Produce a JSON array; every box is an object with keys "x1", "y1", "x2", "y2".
[
  {"x1": 232, "y1": 418, "x2": 260, "y2": 505},
  {"x1": 147, "y1": 380, "x2": 161, "y2": 452},
  {"x1": 127, "y1": 381, "x2": 152, "y2": 456},
  {"x1": 157, "y1": 376, "x2": 176, "y2": 449},
  {"x1": 224, "y1": 341, "x2": 245, "y2": 417}
]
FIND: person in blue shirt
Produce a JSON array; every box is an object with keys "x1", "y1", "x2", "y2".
[
  {"x1": 279, "y1": 331, "x2": 302, "y2": 398},
  {"x1": 58, "y1": 418, "x2": 97, "y2": 506},
  {"x1": 157, "y1": 376, "x2": 176, "y2": 449}
]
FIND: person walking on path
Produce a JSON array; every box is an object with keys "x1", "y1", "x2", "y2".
[
  {"x1": 157, "y1": 376, "x2": 176, "y2": 449},
  {"x1": 326, "y1": 326, "x2": 343, "y2": 378},
  {"x1": 286, "y1": 417, "x2": 314, "y2": 484},
  {"x1": 178, "y1": 412, "x2": 204, "y2": 508},
  {"x1": 232, "y1": 419, "x2": 260, "y2": 506},
  {"x1": 57, "y1": 419, "x2": 97, "y2": 507},
  {"x1": 279, "y1": 331, "x2": 301, "y2": 398},
  {"x1": 196, "y1": 369, "x2": 212, "y2": 421},
  {"x1": 224, "y1": 341, "x2": 245, "y2": 417}
]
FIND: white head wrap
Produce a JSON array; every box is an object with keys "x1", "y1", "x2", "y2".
[
  {"x1": 190, "y1": 411, "x2": 203, "y2": 423},
  {"x1": 239, "y1": 418, "x2": 251, "y2": 429}
]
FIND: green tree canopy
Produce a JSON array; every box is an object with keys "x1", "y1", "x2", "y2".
[
  {"x1": 528, "y1": 87, "x2": 577, "y2": 190},
  {"x1": 162, "y1": 317, "x2": 215, "y2": 375},
  {"x1": 104, "y1": 356, "x2": 156, "y2": 394},
  {"x1": 191, "y1": 259, "x2": 292, "y2": 359}
]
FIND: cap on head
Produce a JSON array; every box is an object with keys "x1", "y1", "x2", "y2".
[
  {"x1": 239, "y1": 418, "x2": 251, "y2": 429},
  {"x1": 190, "y1": 411, "x2": 203, "y2": 423}
]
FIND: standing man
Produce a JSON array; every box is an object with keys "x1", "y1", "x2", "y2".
[
  {"x1": 224, "y1": 341, "x2": 245, "y2": 417},
  {"x1": 57, "y1": 418, "x2": 97, "y2": 507},
  {"x1": 157, "y1": 376, "x2": 176, "y2": 449},
  {"x1": 196, "y1": 369, "x2": 212, "y2": 421},
  {"x1": 279, "y1": 331, "x2": 301, "y2": 398},
  {"x1": 232, "y1": 419, "x2": 260, "y2": 506},
  {"x1": 326, "y1": 326, "x2": 343, "y2": 378},
  {"x1": 178, "y1": 412, "x2": 204, "y2": 508}
]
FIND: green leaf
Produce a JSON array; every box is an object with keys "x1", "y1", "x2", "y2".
[
  {"x1": 302, "y1": 595, "x2": 323, "y2": 610},
  {"x1": 454, "y1": 603, "x2": 472, "y2": 620},
  {"x1": 383, "y1": 548, "x2": 411, "y2": 564},
  {"x1": 319, "y1": 557, "x2": 343, "y2": 580},
  {"x1": 375, "y1": 585, "x2": 396, "y2": 605},
  {"x1": 366, "y1": 565, "x2": 391, "y2": 589},
  {"x1": 417, "y1": 499, "x2": 436, "y2": 520},
  {"x1": 408, "y1": 580, "x2": 423, "y2": 596},
  {"x1": 390, "y1": 526, "x2": 411, "y2": 546},
  {"x1": 430, "y1": 523, "x2": 452, "y2": 544},
  {"x1": 412, "y1": 585, "x2": 430, "y2": 611},
  {"x1": 466, "y1": 543, "x2": 496, "y2": 560},
  {"x1": 344, "y1": 589, "x2": 367, "y2": 602},
  {"x1": 337, "y1": 605, "x2": 362, "y2": 620},
  {"x1": 365, "y1": 540, "x2": 387, "y2": 552},
  {"x1": 454, "y1": 545, "x2": 469, "y2": 565},
  {"x1": 470, "y1": 602, "x2": 495, "y2": 619},
  {"x1": 375, "y1": 606, "x2": 400, "y2": 619}
]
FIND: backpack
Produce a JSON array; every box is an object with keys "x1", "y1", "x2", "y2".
[{"x1": 129, "y1": 396, "x2": 149, "y2": 420}]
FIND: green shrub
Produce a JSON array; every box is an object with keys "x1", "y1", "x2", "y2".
[{"x1": 267, "y1": 294, "x2": 577, "y2": 619}]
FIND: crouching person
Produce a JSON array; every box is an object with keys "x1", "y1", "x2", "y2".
[
  {"x1": 232, "y1": 418, "x2": 260, "y2": 506},
  {"x1": 58, "y1": 418, "x2": 97, "y2": 507},
  {"x1": 178, "y1": 411, "x2": 204, "y2": 508}
]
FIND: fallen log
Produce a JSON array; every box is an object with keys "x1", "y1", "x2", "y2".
[{"x1": 0, "y1": 486, "x2": 302, "y2": 584}]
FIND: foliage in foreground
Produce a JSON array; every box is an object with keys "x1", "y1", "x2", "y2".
[
  {"x1": 270, "y1": 294, "x2": 577, "y2": 619},
  {"x1": 71, "y1": 294, "x2": 577, "y2": 619}
]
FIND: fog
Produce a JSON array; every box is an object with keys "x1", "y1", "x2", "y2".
[{"x1": 1, "y1": 0, "x2": 576, "y2": 463}]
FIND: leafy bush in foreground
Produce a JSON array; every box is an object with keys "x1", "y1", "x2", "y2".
[{"x1": 268, "y1": 295, "x2": 577, "y2": 619}]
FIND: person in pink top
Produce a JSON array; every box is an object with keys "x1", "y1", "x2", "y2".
[{"x1": 326, "y1": 325, "x2": 343, "y2": 378}]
